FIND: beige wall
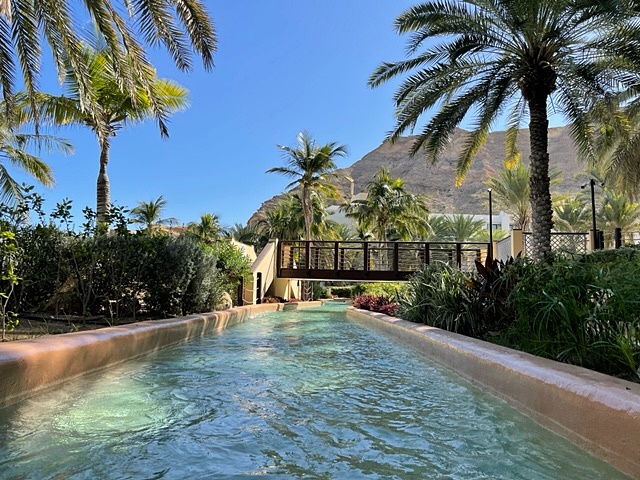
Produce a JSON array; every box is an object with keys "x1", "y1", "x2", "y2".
[
  {"x1": 346, "y1": 307, "x2": 640, "y2": 479},
  {"x1": 0, "y1": 304, "x2": 287, "y2": 409}
]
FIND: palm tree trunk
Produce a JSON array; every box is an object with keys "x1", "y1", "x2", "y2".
[
  {"x1": 97, "y1": 142, "x2": 110, "y2": 225},
  {"x1": 527, "y1": 95, "x2": 553, "y2": 260}
]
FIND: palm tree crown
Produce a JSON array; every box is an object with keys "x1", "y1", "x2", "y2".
[
  {"x1": 0, "y1": 0, "x2": 215, "y2": 137},
  {"x1": 342, "y1": 167, "x2": 429, "y2": 242},
  {"x1": 186, "y1": 213, "x2": 222, "y2": 246},
  {"x1": 369, "y1": 0, "x2": 640, "y2": 259},
  {"x1": 0, "y1": 113, "x2": 72, "y2": 204},
  {"x1": 130, "y1": 195, "x2": 177, "y2": 235},
  {"x1": 266, "y1": 131, "x2": 349, "y2": 241},
  {"x1": 36, "y1": 42, "x2": 189, "y2": 223}
]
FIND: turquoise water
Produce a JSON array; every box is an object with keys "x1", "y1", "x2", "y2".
[{"x1": 0, "y1": 304, "x2": 630, "y2": 479}]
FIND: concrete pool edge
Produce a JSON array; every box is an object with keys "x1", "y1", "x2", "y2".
[
  {"x1": 346, "y1": 307, "x2": 640, "y2": 479},
  {"x1": 0, "y1": 302, "x2": 322, "y2": 410}
]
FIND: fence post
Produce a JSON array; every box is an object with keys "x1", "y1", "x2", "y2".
[
  {"x1": 588, "y1": 230, "x2": 597, "y2": 251},
  {"x1": 614, "y1": 228, "x2": 622, "y2": 249},
  {"x1": 511, "y1": 229, "x2": 524, "y2": 257}
]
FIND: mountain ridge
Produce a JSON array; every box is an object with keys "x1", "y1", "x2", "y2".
[{"x1": 249, "y1": 126, "x2": 584, "y2": 224}]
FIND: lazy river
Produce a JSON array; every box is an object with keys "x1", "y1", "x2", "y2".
[{"x1": 0, "y1": 304, "x2": 630, "y2": 479}]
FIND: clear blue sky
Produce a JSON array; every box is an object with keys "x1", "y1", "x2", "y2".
[{"x1": 15, "y1": 1, "x2": 426, "y2": 227}]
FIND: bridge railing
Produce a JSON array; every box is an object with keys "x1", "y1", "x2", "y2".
[{"x1": 277, "y1": 240, "x2": 489, "y2": 280}]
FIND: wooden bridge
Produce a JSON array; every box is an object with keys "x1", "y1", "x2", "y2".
[{"x1": 276, "y1": 240, "x2": 490, "y2": 281}]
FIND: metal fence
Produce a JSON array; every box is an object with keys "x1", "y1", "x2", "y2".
[{"x1": 524, "y1": 232, "x2": 588, "y2": 256}]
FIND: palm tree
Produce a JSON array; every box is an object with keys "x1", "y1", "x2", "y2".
[
  {"x1": 36, "y1": 43, "x2": 189, "y2": 223},
  {"x1": 227, "y1": 223, "x2": 259, "y2": 245},
  {"x1": 553, "y1": 197, "x2": 592, "y2": 232},
  {"x1": 341, "y1": 167, "x2": 429, "y2": 242},
  {"x1": 186, "y1": 213, "x2": 222, "y2": 246},
  {"x1": 0, "y1": 114, "x2": 72, "y2": 204},
  {"x1": 0, "y1": 0, "x2": 214, "y2": 138},
  {"x1": 445, "y1": 214, "x2": 487, "y2": 242},
  {"x1": 484, "y1": 156, "x2": 562, "y2": 231},
  {"x1": 266, "y1": 131, "x2": 349, "y2": 242},
  {"x1": 130, "y1": 195, "x2": 177, "y2": 235},
  {"x1": 369, "y1": 0, "x2": 640, "y2": 260},
  {"x1": 599, "y1": 188, "x2": 640, "y2": 233}
]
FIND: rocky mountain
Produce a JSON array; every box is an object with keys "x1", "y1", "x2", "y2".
[{"x1": 249, "y1": 126, "x2": 585, "y2": 223}]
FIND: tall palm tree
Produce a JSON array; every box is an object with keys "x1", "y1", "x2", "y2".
[
  {"x1": 186, "y1": 212, "x2": 222, "y2": 246},
  {"x1": 341, "y1": 167, "x2": 429, "y2": 242},
  {"x1": 36, "y1": 43, "x2": 189, "y2": 223},
  {"x1": 130, "y1": 195, "x2": 177, "y2": 235},
  {"x1": 266, "y1": 131, "x2": 349, "y2": 242},
  {"x1": 369, "y1": 0, "x2": 640, "y2": 260},
  {"x1": 0, "y1": 0, "x2": 214, "y2": 139},
  {"x1": 484, "y1": 156, "x2": 562, "y2": 231},
  {"x1": 0, "y1": 113, "x2": 72, "y2": 204}
]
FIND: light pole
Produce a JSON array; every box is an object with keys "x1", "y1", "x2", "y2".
[
  {"x1": 487, "y1": 188, "x2": 493, "y2": 259},
  {"x1": 581, "y1": 179, "x2": 598, "y2": 249}
]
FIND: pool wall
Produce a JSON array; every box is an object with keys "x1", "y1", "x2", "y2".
[
  {"x1": 0, "y1": 302, "x2": 321, "y2": 410},
  {"x1": 346, "y1": 307, "x2": 640, "y2": 479}
]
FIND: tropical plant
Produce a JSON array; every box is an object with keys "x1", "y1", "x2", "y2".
[
  {"x1": 255, "y1": 194, "x2": 304, "y2": 242},
  {"x1": 439, "y1": 214, "x2": 486, "y2": 242},
  {"x1": 341, "y1": 167, "x2": 429, "y2": 241},
  {"x1": 186, "y1": 212, "x2": 222, "y2": 246},
  {"x1": 553, "y1": 197, "x2": 592, "y2": 232},
  {"x1": 485, "y1": 156, "x2": 562, "y2": 230},
  {"x1": 130, "y1": 195, "x2": 177, "y2": 235},
  {"x1": 599, "y1": 188, "x2": 640, "y2": 232},
  {"x1": 266, "y1": 131, "x2": 349, "y2": 242},
  {"x1": 0, "y1": 108, "x2": 73, "y2": 204},
  {"x1": 369, "y1": 0, "x2": 640, "y2": 260},
  {"x1": 0, "y1": 0, "x2": 214, "y2": 139},
  {"x1": 227, "y1": 222, "x2": 259, "y2": 245},
  {"x1": 35, "y1": 42, "x2": 189, "y2": 223},
  {"x1": 506, "y1": 248, "x2": 640, "y2": 379},
  {"x1": 398, "y1": 263, "x2": 481, "y2": 336}
]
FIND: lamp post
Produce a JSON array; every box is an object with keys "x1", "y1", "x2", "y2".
[
  {"x1": 487, "y1": 188, "x2": 493, "y2": 259},
  {"x1": 581, "y1": 179, "x2": 598, "y2": 250}
]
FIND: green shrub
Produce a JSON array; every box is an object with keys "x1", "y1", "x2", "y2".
[
  {"x1": 505, "y1": 249, "x2": 640, "y2": 379},
  {"x1": 398, "y1": 263, "x2": 481, "y2": 337},
  {"x1": 329, "y1": 285, "x2": 356, "y2": 298},
  {"x1": 313, "y1": 283, "x2": 330, "y2": 299},
  {"x1": 353, "y1": 282, "x2": 406, "y2": 299}
]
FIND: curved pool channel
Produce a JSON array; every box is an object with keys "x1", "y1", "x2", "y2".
[{"x1": 0, "y1": 304, "x2": 630, "y2": 479}]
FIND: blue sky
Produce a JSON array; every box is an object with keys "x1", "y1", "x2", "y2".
[{"x1": 12, "y1": 1, "x2": 423, "y2": 229}]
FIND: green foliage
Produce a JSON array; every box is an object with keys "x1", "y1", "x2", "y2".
[
  {"x1": 506, "y1": 248, "x2": 640, "y2": 378},
  {"x1": 329, "y1": 285, "x2": 356, "y2": 298},
  {"x1": 399, "y1": 263, "x2": 481, "y2": 337},
  {"x1": 0, "y1": 193, "x2": 227, "y2": 322},
  {"x1": 399, "y1": 247, "x2": 640, "y2": 380},
  {"x1": 0, "y1": 230, "x2": 20, "y2": 339},
  {"x1": 353, "y1": 282, "x2": 406, "y2": 299},
  {"x1": 313, "y1": 283, "x2": 331, "y2": 299},
  {"x1": 206, "y1": 240, "x2": 252, "y2": 305}
]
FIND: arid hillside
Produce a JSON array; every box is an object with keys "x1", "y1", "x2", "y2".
[{"x1": 249, "y1": 126, "x2": 586, "y2": 223}]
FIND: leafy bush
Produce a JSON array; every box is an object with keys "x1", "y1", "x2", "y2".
[
  {"x1": 398, "y1": 263, "x2": 481, "y2": 336},
  {"x1": 1, "y1": 194, "x2": 227, "y2": 321},
  {"x1": 353, "y1": 293, "x2": 398, "y2": 317},
  {"x1": 354, "y1": 282, "x2": 406, "y2": 298},
  {"x1": 505, "y1": 249, "x2": 640, "y2": 379},
  {"x1": 329, "y1": 285, "x2": 355, "y2": 298},
  {"x1": 313, "y1": 283, "x2": 330, "y2": 299}
]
